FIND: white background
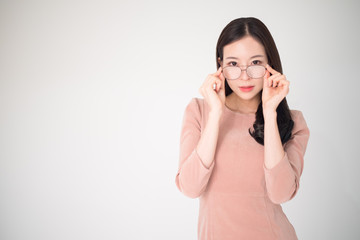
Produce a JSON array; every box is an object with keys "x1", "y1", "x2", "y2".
[{"x1": 1, "y1": 0, "x2": 359, "y2": 239}]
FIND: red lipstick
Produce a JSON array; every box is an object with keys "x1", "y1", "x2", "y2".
[{"x1": 239, "y1": 86, "x2": 254, "y2": 92}]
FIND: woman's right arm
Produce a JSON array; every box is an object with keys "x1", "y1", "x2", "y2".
[
  {"x1": 175, "y1": 68, "x2": 225, "y2": 198},
  {"x1": 196, "y1": 111, "x2": 222, "y2": 168},
  {"x1": 196, "y1": 66, "x2": 226, "y2": 168}
]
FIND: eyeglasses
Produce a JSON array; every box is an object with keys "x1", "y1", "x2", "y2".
[{"x1": 222, "y1": 65, "x2": 266, "y2": 80}]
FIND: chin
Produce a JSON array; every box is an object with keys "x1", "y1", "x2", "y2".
[{"x1": 234, "y1": 90, "x2": 261, "y2": 101}]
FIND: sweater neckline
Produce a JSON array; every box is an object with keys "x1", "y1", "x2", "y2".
[{"x1": 224, "y1": 103, "x2": 256, "y2": 117}]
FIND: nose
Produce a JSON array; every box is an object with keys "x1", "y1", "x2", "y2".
[{"x1": 239, "y1": 68, "x2": 250, "y2": 81}]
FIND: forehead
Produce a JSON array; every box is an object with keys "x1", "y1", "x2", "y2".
[{"x1": 223, "y1": 36, "x2": 266, "y2": 59}]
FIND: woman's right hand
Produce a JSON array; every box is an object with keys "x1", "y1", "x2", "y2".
[{"x1": 198, "y1": 67, "x2": 226, "y2": 115}]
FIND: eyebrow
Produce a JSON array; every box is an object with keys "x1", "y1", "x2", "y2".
[{"x1": 225, "y1": 55, "x2": 265, "y2": 60}]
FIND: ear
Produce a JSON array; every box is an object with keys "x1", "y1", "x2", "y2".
[{"x1": 217, "y1": 57, "x2": 222, "y2": 66}]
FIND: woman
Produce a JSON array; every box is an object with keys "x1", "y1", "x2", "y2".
[{"x1": 175, "y1": 17, "x2": 310, "y2": 239}]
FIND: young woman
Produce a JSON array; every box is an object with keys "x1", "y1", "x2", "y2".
[{"x1": 175, "y1": 17, "x2": 310, "y2": 240}]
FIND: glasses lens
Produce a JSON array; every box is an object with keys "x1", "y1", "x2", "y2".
[
  {"x1": 247, "y1": 65, "x2": 265, "y2": 78},
  {"x1": 223, "y1": 67, "x2": 240, "y2": 80}
]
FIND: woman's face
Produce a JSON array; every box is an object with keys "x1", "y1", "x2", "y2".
[{"x1": 220, "y1": 35, "x2": 268, "y2": 102}]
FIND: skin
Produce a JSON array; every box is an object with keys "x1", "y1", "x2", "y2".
[{"x1": 197, "y1": 35, "x2": 290, "y2": 169}]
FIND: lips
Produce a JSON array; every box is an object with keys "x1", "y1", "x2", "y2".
[{"x1": 239, "y1": 86, "x2": 254, "y2": 92}]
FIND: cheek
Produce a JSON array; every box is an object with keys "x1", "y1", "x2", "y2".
[
  {"x1": 256, "y1": 79, "x2": 264, "y2": 89},
  {"x1": 226, "y1": 80, "x2": 236, "y2": 89}
]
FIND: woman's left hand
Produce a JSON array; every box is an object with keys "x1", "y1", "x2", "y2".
[{"x1": 262, "y1": 64, "x2": 290, "y2": 114}]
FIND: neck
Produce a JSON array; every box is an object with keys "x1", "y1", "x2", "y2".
[{"x1": 226, "y1": 93, "x2": 261, "y2": 114}]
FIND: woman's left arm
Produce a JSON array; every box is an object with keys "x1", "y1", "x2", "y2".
[
  {"x1": 263, "y1": 111, "x2": 310, "y2": 204},
  {"x1": 262, "y1": 65, "x2": 310, "y2": 204}
]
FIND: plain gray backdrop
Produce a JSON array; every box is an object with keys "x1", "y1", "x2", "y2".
[{"x1": 1, "y1": 0, "x2": 359, "y2": 239}]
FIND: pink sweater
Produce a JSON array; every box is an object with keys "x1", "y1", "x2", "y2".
[{"x1": 175, "y1": 98, "x2": 310, "y2": 240}]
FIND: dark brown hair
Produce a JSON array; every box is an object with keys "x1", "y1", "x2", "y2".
[{"x1": 216, "y1": 17, "x2": 294, "y2": 145}]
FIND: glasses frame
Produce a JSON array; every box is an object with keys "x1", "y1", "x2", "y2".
[{"x1": 222, "y1": 64, "x2": 266, "y2": 80}]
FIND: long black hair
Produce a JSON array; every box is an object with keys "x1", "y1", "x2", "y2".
[{"x1": 216, "y1": 17, "x2": 294, "y2": 145}]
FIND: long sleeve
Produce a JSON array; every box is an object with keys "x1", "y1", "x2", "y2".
[
  {"x1": 263, "y1": 110, "x2": 310, "y2": 204},
  {"x1": 175, "y1": 98, "x2": 215, "y2": 198}
]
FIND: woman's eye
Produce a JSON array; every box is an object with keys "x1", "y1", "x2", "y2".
[
  {"x1": 252, "y1": 60, "x2": 261, "y2": 65},
  {"x1": 229, "y1": 61, "x2": 237, "y2": 66}
]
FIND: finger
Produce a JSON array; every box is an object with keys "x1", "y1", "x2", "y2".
[
  {"x1": 220, "y1": 73, "x2": 225, "y2": 87},
  {"x1": 219, "y1": 74, "x2": 225, "y2": 92},
  {"x1": 219, "y1": 71, "x2": 225, "y2": 81},
  {"x1": 212, "y1": 71, "x2": 224, "y2": 90},
  {"x1": 266, "y1": 64, "x2": 279, "y2": 75},
  {"x1": 268, "y1": 73, "x2": 274, "y2": 87},
  {"x1": 263, "y1": 70, "x2": 270, "y2": 88},
  {"x1": 278, "y1": 79, "x2": 285, "y2": 87},
  {"x1": 205, "y1": 74, "x2": 217, "y2": 86},
  {"x1": 267, "y1": 73, "x2": 282, "y2": 82},
  {"x1": 215, "y1": 79, "x2": 221, "y2": 92},
  {"x1": 270, "y1": 78, "x2": 274, "y2": 87},
  {"x1": 211, "y1": 77, "x2": 221, "y2": 91},
  {"x1": 272, "y1": 77, "x2": 281, "y2": 87},
  {"x1": 212, "y1": 66, "x2": 222, "y2": 76},
  {"x1": 273, "y1": 77, "x2": 288, "y2": 88},
  {"x1": 212, "y1": 83, "x2": 217, "y2": 91},
  {"x1": 279, "y1": 79, "x2": 290, "y2": 87},
  {"x1": 268, "y1": 73, "x2": 283, "y2": 87},
  {"x1": 272, "y1": 75, "x2": 286, "y2": 87},
  {"x1": 219, "y1": 77, "x2": 226, "y2": 97},
  {"x1": 210, "y1": 80, "x2": 219, "y2": 92},
  {"x1": 219, "y1": 82, "x2": 225, "y2": 98}
]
